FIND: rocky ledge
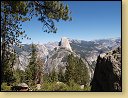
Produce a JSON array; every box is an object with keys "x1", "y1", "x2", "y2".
[{"x1": 91, "y1": 46, "x2": 121, "y2": 91}]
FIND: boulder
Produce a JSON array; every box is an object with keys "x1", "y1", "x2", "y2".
[{"x1": 12, "y1": 83, "x2": 29, "y2": 91}]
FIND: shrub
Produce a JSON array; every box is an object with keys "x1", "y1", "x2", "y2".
[
  {"x1": 67, "y1": 80, "x2": 82, "y2": 91},
  {"x1": 53, "y1": 82, "x2": 68, "y2": 91},
  {"x1": 40, "y1": 82, "x2": 69, "y2": 91},
  {"x1": 1, "y1": 82, "x2": 12, "y2": 91},
  {"x1": 40, "y1": 82, "x2": 56, "y2": 91},
  {"x1": 83, "y1": 85, "x2": 91, "y2": 91},
  {"x1": 37, "y1": 81, "x2": 91, "y2": 91}
]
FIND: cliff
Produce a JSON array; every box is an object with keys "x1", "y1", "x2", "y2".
[
  {"x1": 91, "y1": 47, "x2": 121, "y2": 91},
  {"x1": 59, "y1": 37, "x2": 72, "y2": 52}
]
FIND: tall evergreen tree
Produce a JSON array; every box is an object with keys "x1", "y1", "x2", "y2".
[
  {"x1": 65, "y1": 54, "x2": 75, "y2": 84},
  {"x1": 1, "y1": 1, "x2": 71, "y2": 83},
  {"x1": 58, "y1": 67, "x2": 66, "y2": 82},
  {"x1": 1, "y1": 50, "x2": 16, "y2": 85},
  {"x1": 35, "y1": 57, "x2": 44, "y2": 84},
  {"x1": 65, "y1": 54, "x2": 90, "y2": 86},
  {"x1": 50, "y1": 68, "x2": 58, "y2": 82},
  {"x1": 25, "y1": 44, "x2": 37, "y2": 86},
  {"x1": 13, "y1": 68, "x2": 26, "y2": 84}
]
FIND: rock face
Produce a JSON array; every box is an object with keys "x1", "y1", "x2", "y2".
[
  {"x1": 36, "y1": 44, "x2": 49, "y2": 59},
  {"x1": 91, "y1": 47, "x2": 121, "y2": 91},
  {"x1": 44, "y1": 47, "x2": 73, "y2": 73},
  {"x1": 14, "y1": 51, "x2": 30, "y2": 71},
  {"x1": 70, "y1": 37, "x2": 121, "y2": 66},
  {"x1": 13, "y1": 37, "x2": 121, "y2": 74},
  {"x1": 59, "y1": 37, "x2": 72, "y2": 52},
  {"x1": 44, "y1": 47, "x2": 92, "y2": 85},
  {"x1": 44, "y1": 42, "x2": 59, "y2": 52},
  {"x1": 14, "y1": 44, "x2": 49, "y2": 71}
]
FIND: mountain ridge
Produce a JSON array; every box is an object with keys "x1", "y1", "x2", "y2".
[{"x1": 13, "y1": 37, "x2": 121, "y2": 73}]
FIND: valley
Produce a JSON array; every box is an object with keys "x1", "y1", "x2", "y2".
[{"x1": 5, "y1": 37, "x2": 121, "y2": 91}]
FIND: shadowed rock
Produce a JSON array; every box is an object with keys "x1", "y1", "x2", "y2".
[{"x1": 91, "y1": 47, "x2": 121, "y2": 91}]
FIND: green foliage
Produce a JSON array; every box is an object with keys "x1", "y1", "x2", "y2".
[
  {"x1": 35, "y1": 58, "x2": 44, "y2": 84},
  {"x1": 40, "y1": 82, "x2": 55, "y2": 91},
  {"x1": 24, "y1": 44, "x2": 44, "y2": 87},
  {"x1": 39, "y1": 81, "x2": 91, "y2": 91},
  {"x1": 1, "y1": 82, "x2": 12, "y2": 91},
  {"x1": 25, "y1": 44, "x2": 37, "y2": 86},
  {"x1": 47, "y1": 68, "x2": 58, "y2": 83},
  {"x1": 65, "y1": 54, "x2": 75, "y2": 83},
  {"x1": 58, "y1": 68, "x2": 66, "y2": 82},
  {"x1": 2, "y1": 65, "x2": 15, "y2": 84},
  {"x1": 40, "y1": 82, "x2": 68, "y2": 91},
  {"x1": 13, "y1": 69, "x2": 26, "y2": 84},
  {"x1": 53, "y1": 82, "x2": 69, "y2": 91},
  {"x1": 1, "y1": 1, "x2": 71, "y2": 86},
  {"x1": 83, "y1": 85, "x2": 91, "y2": 91},
  {"x1": 65, "y1": 54, "x2": 90, "y2": 85},
  {"x1": 38, "y1": 53, "x2": 91, "y2": 91},
  {"x1": 2, "y1": 52, "x2": 16, "y2": 84}
]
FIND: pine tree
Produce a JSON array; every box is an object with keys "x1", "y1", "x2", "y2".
[
  {"x1": 1, "y1": 1, "x2": 71, "y2": 84},
  {"x1": 58, "y1": 68, "x2": 66, "y2": 82},
  {"x1": 50, "y1": 68, "x2": 58, "y2": 82},
  {"x1": 25, "y1": 44, "x2": 37, "y2": 86},
  {"x1": 35, "y1": 57, "x2": 44, "y2": 84},
  {"x1": 65, "y1": 54, "x2": 75, "y2": 84},
  {"x1": 14, "y1": 68, "x2": 26, "y2": 84},
  {"x1": 65, "y1": 54, "x2": 90, "y2": 86},
  {"x1": 74, "y1": 58, "x2": 82, "y2": 84},
  {"x1": 2, "y1": 50, "x2": 16, "y2": 85}
]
